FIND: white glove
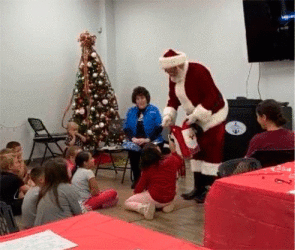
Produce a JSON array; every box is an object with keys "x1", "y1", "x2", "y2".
[
  {"x1": 186, "y1": 113, "x2": 197, "y2": 125},
  {"x1": 162, "y1": 115, "x2": 172, "y2": 127}
]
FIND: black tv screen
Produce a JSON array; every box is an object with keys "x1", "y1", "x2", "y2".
[{"x1": 243, "y1": 0, "x2": 295, "y2": 62}]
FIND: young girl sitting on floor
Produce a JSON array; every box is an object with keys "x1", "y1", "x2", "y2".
[
  {"x1": 71, "y1": 151, "x2": 118, "y2": 211},
  {"x1": 34, "y1": 158, "x2": 82, "y2": 226},
  {"x1": 124, "y1": 139, "x2": 184, "y2": 220}
]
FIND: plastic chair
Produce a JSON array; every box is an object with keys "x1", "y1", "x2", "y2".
[
  {"x1": 217, "y1": 158, "x2": 262, "y2": 177},
  {"x1": 250, "y1": 149, "x2": 295, "y2": 168},
  {"x1": 27, "y1": 118, "x2": 67, "y2": 165},
  {"x1": 0, "y1": 201, "x2": 19, "y2": 235}
]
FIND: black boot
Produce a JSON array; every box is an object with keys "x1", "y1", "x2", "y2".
[
  {"x1": 194, "y1": 175, "x2": 217, "y2": 203},
  {"x1": 181, "y1": 172, "x2": 205, "y2": 200}
]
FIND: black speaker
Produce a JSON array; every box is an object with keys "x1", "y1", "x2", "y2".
[{"x1": 223, "y1": 98, "x2": 293, "y2": 161}]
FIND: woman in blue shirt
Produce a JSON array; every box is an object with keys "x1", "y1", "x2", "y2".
[{"x1": 123, "y1": 86, "x2": 164, "y2": 188}]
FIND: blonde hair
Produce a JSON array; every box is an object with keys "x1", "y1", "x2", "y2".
[
  {"x1": 0, "y1": 148, "x2": 15, "y2": 171},
  {"x1": 67, "y1": 121, "x2": 79, "y2": 130},
  {"x1": 65, "y1": 146, "x2": 82, "y2": 159}
]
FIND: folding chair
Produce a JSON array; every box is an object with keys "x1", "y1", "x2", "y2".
[
  {"x1": 94, "y1": 119, "x2": 132, "y2": 183},
  {"x1": 0, "y1": 201, "x2": 19, "y2": 235},
  {"x1": 217, "y1": 158, "x2": 262, "y2": 177},
  {"x1": 27, "y1": 118, "x2": 67, "y2": 165},
  {"x1": 251, "y1": 149, "x2": 295, "y2": 168}
]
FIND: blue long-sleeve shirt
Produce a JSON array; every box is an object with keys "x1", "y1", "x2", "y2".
[{"x1": 123, "y1": 104, "x2": 164, "y2": 144}]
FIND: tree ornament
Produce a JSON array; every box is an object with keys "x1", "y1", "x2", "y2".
[
  {"x1": 87, "y1": 130, "x2": 93, "y2": 135},
  {"x1": 98, "y1": 80, "x2": 103, "y2": 85},
  {"x1": 79, "y1": 108, "x2": 85, "y2": 115},
  {"x1": 91, "y1": 52, "x2": 97, "y2": 58},
  {"x1": 94, "y1": 94, "x2": 98, "y2": 99},
  {"x1": 102, "y1": 99, "x2": 108, "y2": 105},
  {"x1": 87, "y1": 62, "x2": 92, "y2": 67},
  {"x1": 93, "y1": 73, "x2": 98, "y2": 78},
  {"x1": 99, "y1": 122, "x2": 105, "y2": 128}
]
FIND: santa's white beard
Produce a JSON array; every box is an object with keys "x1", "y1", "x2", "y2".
[{"x1": 170, "y1": 62, "x2": 188, "y2": 83}]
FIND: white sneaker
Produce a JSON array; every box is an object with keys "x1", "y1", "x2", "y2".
[
  {"x1": 144, "y1": 203, "x2": 155, "y2": 220},
  {"x1": 162, "y1": 203, "x2": 174, "y2": 213}
]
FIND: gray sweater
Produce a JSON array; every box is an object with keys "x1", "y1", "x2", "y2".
[
  {"x1": 22, "y1": 186, "x2": 40, "y2": 229},
  {"x1": 34, "y1": 183, "x2": 82, "y2": 226}
]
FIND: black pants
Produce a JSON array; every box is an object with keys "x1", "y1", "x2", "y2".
[{"x1": 128, "y1": 150, "x2": 142, "y2": 183}]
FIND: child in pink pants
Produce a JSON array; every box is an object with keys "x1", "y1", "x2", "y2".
[{"x1": 71, "y1": 151, "x2": 118, "y2": 211}]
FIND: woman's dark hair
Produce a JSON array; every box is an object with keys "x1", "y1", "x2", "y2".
[
  {"x1": 72, "y1": 151, "x2": 91, "y2": 176},
  {"x1": 140, "y1": 143, "x2": 163, "y2": 170},
  {"x1": 131, "y1": 86, "x2": 151, "y2": 104},
  {"x1": 256, "y1": 99, "x2": 287, "y2": 127},
  {"x1": 37, "y1": 157, "x2": 70, "y2": 210}
]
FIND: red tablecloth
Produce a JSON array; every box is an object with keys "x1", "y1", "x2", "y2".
[
  {"x1": 204, "y1": 161, "x2": 295, "y2": 250},
  {"x1": 0, "y1": 211, "x2": 207, "y2": 250}
]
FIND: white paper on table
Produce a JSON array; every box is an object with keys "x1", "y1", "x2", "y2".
[{"x1": 0, "y1": 230, "x2": 77, "y2": 250}]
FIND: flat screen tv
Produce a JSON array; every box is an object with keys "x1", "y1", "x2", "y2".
[{"x1": 242, "y1": 0, "x2": 295, "y2": 63}]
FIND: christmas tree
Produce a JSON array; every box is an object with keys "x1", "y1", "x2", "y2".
[{"x1": 71, "y1": 31, "x2": 125, "y2": 150}]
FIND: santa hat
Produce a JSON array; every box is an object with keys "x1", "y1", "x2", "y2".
[{"x1": 159, "y1": 49, "x2": 187, "y2": 69}]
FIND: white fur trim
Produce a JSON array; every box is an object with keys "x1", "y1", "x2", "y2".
[
  {"x1": 193, "y1": 104, "x2": 212, "y2": 123},
  {"x1": 163, "y1": 106, "x2": 177, "y2": 121},
  {"x1": 174, "y1": 80, "x2": 194, "y2": 115},
  {"x1": 190, "y1": 159, "x2": 220, "y2": 176},
  {"x1": 159, "y1": 52, "x2": 187, "y2": 69},
  {"x1": 196, "y1": 97, "x2": 228, "y2": 132}
]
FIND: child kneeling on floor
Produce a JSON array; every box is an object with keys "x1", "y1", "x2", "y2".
[
  {"x1": 71, "y1": 151, "x2": 118, "y2": 211},
  {"x1": 124, "y1": 139, "x2": 183, "y2": 220}
]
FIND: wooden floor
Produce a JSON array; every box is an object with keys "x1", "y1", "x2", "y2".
[{"x1": 16, "y1": 155, "x2": 205, "y2": 246}]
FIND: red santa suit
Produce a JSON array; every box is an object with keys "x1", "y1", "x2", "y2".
[{"x1": 160, "y1": 50, "x2": 228, "y2": 176}]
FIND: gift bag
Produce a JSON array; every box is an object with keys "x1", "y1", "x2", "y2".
[
  {"x1": 122, "y1": 141, "x2": 142, "y2": 152},
  {"x1": 170, "y1": 121, "x2": 200, "y2": 159}
]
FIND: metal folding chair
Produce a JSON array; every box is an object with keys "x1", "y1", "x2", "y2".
[{"x1": 27, "y1": 118, "x2": 67, "y2": 165}]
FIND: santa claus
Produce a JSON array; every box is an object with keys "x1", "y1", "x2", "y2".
[{"x1": 159, "y1": 49, "x2": 228, "y2": 203}]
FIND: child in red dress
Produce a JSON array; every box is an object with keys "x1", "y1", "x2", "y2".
[{"x1": 124, "y1": 139, "x2": 184, "y2": 220}]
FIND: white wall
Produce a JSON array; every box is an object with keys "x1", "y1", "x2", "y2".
[
  {"x1": 112, "y1": 0, "x2": 295, "y2": 124},
  {"x1": 0, "y1": 0, "x2": 295, "y2": 159},
  {"x1": 0, "y1": 0, "x2": 102, "y2": 159}
]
